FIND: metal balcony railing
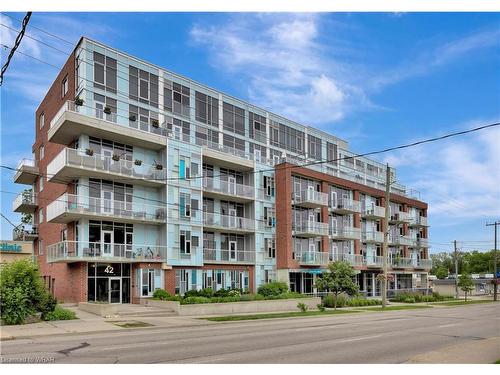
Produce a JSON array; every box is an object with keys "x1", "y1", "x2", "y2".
[
  {"x1": 330, "y1": 198, "x2": 361, "y2": 213},
  {"x1": 365, "y1": 255, "x2": 384, "y2": 267},
  {"x1": 389, "y1": 211, "x2": 411, "y2": 223},
  {"x1": 329, "y1": 253, "x2": 366, "y2": 267},
  {"x1": 47, "y1": 148, "x2": 165, "y2": 183},
  {"x1": 362, "y1": 205, "x2": 385, "y2": 218},
  {"x1": 203, "y1": 248, "x2": 256, "y2": 263},
  {"x1": 330, "y1": 226, "x2": 361, "y2": 240},
  {"x1": 12, "y1": 223, "x2": 38, "y2": 241},
  {"x1": 295, "y1": 251, "x2": 329, "y2": 266},
  {"x1": 203, "y1": 212, "x2": 255, "y2": 231},
  {"x1": 203, "y1": 177, "x2": 255, "y2": 199},
  {"x1": 46, "y1": 240, "x2": 167, "y2": 263},
  {"x1": 46, "y1": 193, "x2": 166, "y2": 223},
  {"x1": 389, "y1": 234, "x2": 414, "y2": 246},
  {"x1": 362, "y1": 231, "x2": 384, "y2": 243},
  {"x1": 12, "y1": 191, "x2": 37, "y2": 212},
  {"x1": 391, "y1": 257, "x2": 414, "y2": 268}
]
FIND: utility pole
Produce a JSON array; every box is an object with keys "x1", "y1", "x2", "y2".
[
  {"x1": 454, "y1": 240, "x2": 459, "y2": 299},
  {"x1": 382, "y1": 163, "x2": 391, "y2": 308},
  {"x1": 486, "y1": 221, "x2": 499, "y2": 301}
]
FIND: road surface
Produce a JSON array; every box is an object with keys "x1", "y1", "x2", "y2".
[{"x1": 1, "y1": 303, "x2": 499, "y2": 363}]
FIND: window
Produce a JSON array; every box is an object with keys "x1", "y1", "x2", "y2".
[
  {"x1": 264, "y1": 207, "x2": 276, "y2": 227},
  {"x1": 39, "y1": 113, "x2": 45, "y2": 129},
  {"x1": 265, "y1": 238, "x2": 276, "y2": 258},
  {"x1": 327, "y1": 142, "x2": 338, "y2": 165},
  {"x1": 308, "y1": 134, "x2": 322, "y2": 160},
  {"x1": 164, "y1": 80, "x2": 189, "y2": 116},
  {"x1": 180, "y1": 230, "x2": 191, "y2": 255},
  {"x1": 129, "y1": 66, "x2": 158, "y2": 106},
  {"x1": 263, "y1": 176, "x2": 275, "y2": 197},
  {"x1": 39, "y1": 145, "x2": 45, "y2": 160},
  {"x1": 223, "y1": 102, "x2": 245, "y2": 135},
  {"x1": 61, "y1": 76, "x2": 68, "y2": 98},
  {"x1": 38, "y1": 240, "x2": 44, "y2": 255},
  {"x1": 94, "y1": 52, "x2": 117, "y2": 93},
  {"x1": 38, "y1": 208, "x2": 44, "y2": 224},
  {"x1": 180, "y1": 192, "x2": 191, "y2": 218},
  {"x1": 39, "y1": 176, "x2": 44, "y2": 192},
  {"x1": 195, "y1": 91, "x2": 219, "y2": 127},
  {"x1": 249, "y1": 112, "x2": 266, "y2": 143}
]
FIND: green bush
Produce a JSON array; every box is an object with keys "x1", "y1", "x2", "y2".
[
  {"x1": 322, "y1": 294, "x2": 380, "y2": 308},
  {"x1": 317, "y1": 304, "x2": 326, "y2": 312},
  {"x1": 181, "y1": 296, "x2": 211, "y2": 305},
  {"x1": 0, "y1": 259, "x2": 56, "y2": 325},
  {"x1": 152, "y1": 289, "x2": 171, "y2": 300},
  {"x1": 184, "y1": 289, "x2": 202, "y2": 298},
  {"x1": 297, "y1": 302, "x2": 308, "y2": 312},
  {"x1": 199, "y1": 288, "x2": 214, "y2": 298},
  {"x1": 391, "y1": 291, "x2": 452, "y2": 304},
  {"x1": 322, "y1": 294, "x2": 347, "y2": 308},
  {"x1": 346, "y1": 298, "x2": 381, "y2": 306},
  {"x1": 257, "y1": 282, "x2": 289, "y2": 297},
  {"x1": 43, "y1": 305, "x2": 77, "y2": 321},
  {"x1": 213, "y1": 288, "x2": 230, "y2": 297}
]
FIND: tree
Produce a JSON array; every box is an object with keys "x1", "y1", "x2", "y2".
[
  {"x1": 457, "y1": 273, "x2": 475, "y2": 301},
  {"x1": 20, "y1": 188, "x2": 33, "y2": 225},
  {"x1": 435, "y1": 266, "x2": 449, "y2": 280},
  {"x1": 315, "y1": 261, "x2": 359, "y2": 310}
]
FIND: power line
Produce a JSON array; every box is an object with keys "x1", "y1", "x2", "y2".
[
  {"x1": 0, "y1": 11, "x2": 32, "y2": 86},
  {"x1": 0, "y1": 212, "x2": 17, "y2": 228}
]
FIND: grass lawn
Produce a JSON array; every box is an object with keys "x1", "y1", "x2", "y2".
[
  {"x1": 360, "y1": 305, "x2": 433, "y2": 311},
  {"x1": 203, "y1": 309, "x2": 363, "y2": 322},
  {"x1": 431, "y1": 299, "x2": 498, "y2": 306}
]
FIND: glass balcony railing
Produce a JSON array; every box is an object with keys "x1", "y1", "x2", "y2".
[
  {"x1": 47, "y1": 240, "x2": 167, "y2": 263},
  {"x1": 203, "y1": 248, "x2": 256, "y2": 263},
  {"x1": 295, "y1": 251, "x2": 329, "y2": 266},
  {"x1": 203, "y1": 212, "x2": 255, "y2": 232},
  {"x1": 293, "y1": 221, "x2": 329, "y2": 237},
  {"x1": 293, "y1": 189, "x2": 329, "y2": 207},
  {"x1": 202, "y1": 177, "x2": 255, "y2": 200}
]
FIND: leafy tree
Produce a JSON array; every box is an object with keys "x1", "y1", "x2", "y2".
[
  {"x1": 315, "y1": 261, "x2": 359, "y2": 310},
  {"x1": 435, "y1": 266, "x2": 449, "y2": 280},
  {"x1": 457, "y1": 273, "x2": 474, "y2": 301},
  {"x1": 463, "y1": 250, "x2": 495, "y2": 274},
  {"x1": 0, "y1": 259, "x2": 56, "y2": 324},
  {"x1": 20, "y1": 188, "x2": 34, "y2": 224}
]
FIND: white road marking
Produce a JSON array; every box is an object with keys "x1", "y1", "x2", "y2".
[{"x1": 437, "y1": 323, "x2": 461, "y2": 328}]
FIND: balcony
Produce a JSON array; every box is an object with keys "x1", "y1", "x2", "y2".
[
  {"x1": 414, "y1": 258, "x2": 432, "y2": 270},
  {"x1": 362, "y1": 231, "x2": 384, "y2": 244},
  {"x1": 47, "y1": 148, "x2": 165, "y2": 187},
  {"x1": 389, "y1": 211, "x2": 411, "y2": 224},
  {"x1": 293, "y1": 221, "x2": 329, "y2": 237},
  {"x1": 12, "y1": 191, "x2": 38, "y2": 213},
  {"x1": 330, "y1": 253, "x2": 366, "y2": 267},
  {"x1": 361, "y1": 205, "x2": 386, "y2": 219},
  {"x1": 202, "y1": 177, "x2": 255, "y2": 202},
  {"x1": 409, "y1": 216, "x2": 429, "y2": 227},
  {"x1": 47, "y1": 193, "x2": 166, "y2": 225},
  {"x1": 295, "y1": 251, "x2": 330, "y2": 266},
  {"x1": 389, "y1": 234, "x2": 414, "y2": 246},
  {"x1": 13, "y1": 159, "x2": 39, "y2": 185},
  {"x1": 46, "y1": 240, "x2": 167, "y2": 263},
  {"x1": 203, "y1": 212, "x2": 255, "y2": 233},
  {"x1": 48, "y1": 101, "x2": 166, "y2": 151},
  {"x1": 330, "y1": 226, "x2": 361, "y2": 241},
  {"x1": 12, "y1": 224, "x2": 38, "y2": 241},
  {"x1": 412, "y1": 238, "x2": 429, "y2": 248},
  {"x1": 330, "y1": 199, "x2": 361, "y2": 214},
  {"x1": 391, "y1": 257, "x2": 414, "y2": 269},
  {"x1": 203, "y1": 248, "x2": 255, "y2": 264},
  {"x1": 365, "y1": 255, "x2": 383, "y2": 268},
  {"x1": 293, "y1": 189, "x2": 329, "y2": 208}
]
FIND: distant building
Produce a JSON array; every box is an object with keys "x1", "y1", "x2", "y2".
[{"x1": 430, "y1": 278, "x2": 495, "y2": 297}]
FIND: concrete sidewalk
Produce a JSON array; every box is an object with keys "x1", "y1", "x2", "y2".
[
  {"x1": 406, "y1": 337, "x2": 500, "y2": 364},
  {"x1": 0, "y1": 306, "x2": 214, "y2": 341}
]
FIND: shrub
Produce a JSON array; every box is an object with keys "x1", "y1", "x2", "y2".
[
  {"x1": 297, "y1": 303, "x2": 308, "y2": 312},
  {"x1": 43, "y1": 305, "x2": 77, "y2": 321},
  {"x1": 257, "y1": 282, "x2": 289, "y2": 297},
  {"x1": 0, "y1": 259, "x2": 55, "y2": 325},
  {"x1": 317, "y1": 304, "x2": 326, "y2": 312},
  {"x1": 199, "y1": 288, "x2": 214, "y2": 298},
  {"x1": 184, "y1": 289, "x2": 202, "y2": 298},
  {"x1": 322, "y1": 294, "x2": 347, "y2": 308},
  {"x1": 213, "y1": 288, "x2": 230, "y2": 297},
  {"x1": 346, "y1": 298, "x2": 381, "y2": 307},
  {"x1": 228, "y1": 289, "x2": 241, "y2": 297},
  {"x1": 181, "y1": 296, "x2": 211, "y2": 305},
  {"x1": 239, "y1": 294, "x2": 257, "y2": 302},
  {"x1": 152, "y1": 289, "x2": 171, "y2": 300}
]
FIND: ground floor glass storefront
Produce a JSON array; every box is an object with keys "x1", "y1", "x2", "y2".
[{"x1": 87, "y1": 263, "x2": 131, "y2": 303}]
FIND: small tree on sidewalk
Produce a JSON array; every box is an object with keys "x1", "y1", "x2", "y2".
[
  {"x1": 458, "y1": 273, "x2": 474, "y2": 301},
  {"x1": 315, "y1": 261, "x2": 359, "y2": 310}
]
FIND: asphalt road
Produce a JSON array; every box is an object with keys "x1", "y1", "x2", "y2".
[{"x1": 1, "y1": 303, "x2": 499, "y2": 364}]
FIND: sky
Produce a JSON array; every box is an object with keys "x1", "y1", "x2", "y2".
[{"x1": 1, "y1": 12, "x2": 499, "y2": 253}]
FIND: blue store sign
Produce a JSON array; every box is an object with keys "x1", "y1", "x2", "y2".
[{"x1": 0, "y1": 243, "x2": 22, "y2": 252}]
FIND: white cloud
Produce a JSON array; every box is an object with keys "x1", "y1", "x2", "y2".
[
  {"x1": 190, "y1": 14, "x2": 367, "y2": 125},
  {"x1": 383, "y1": 121, "x2": 500, "y2": 221}
]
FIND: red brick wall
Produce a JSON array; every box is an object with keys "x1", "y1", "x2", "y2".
[{"x1": 34, "y1": 50, "x2": 79, "y2": 302}]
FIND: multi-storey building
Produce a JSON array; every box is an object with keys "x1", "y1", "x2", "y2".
[{"x1": 12, "y1": 37, "x2": 431, "y2": 303}]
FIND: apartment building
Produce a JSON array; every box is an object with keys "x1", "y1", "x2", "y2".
[{"x1": 12, "y1": 37, "x2": 431, "y2": 304}]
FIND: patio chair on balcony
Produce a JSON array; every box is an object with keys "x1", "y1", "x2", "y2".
[{"x1": 134, "y1": 211, "x2": 147, "y2": 220}]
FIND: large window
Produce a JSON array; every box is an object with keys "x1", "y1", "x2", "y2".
[
  {"x1": 164, "y1": 80, "x2": 190, "y2": 116},
  {"x1": 249, "y1": 112, "x2": 266, "y2": 143},
  {"x1": 269, "y1": 120, "x2": 304, "y2": 154},
  {"x1": 129, "y1": 66, "x2": 159, "y2": 106},
  {"x1": 223, "y1": 134, "x2": 245, "y2": 153},
  {"x1": 327, "y1": 141, "x2": 338, "y2": 165},
  {"x1": 195, "y1": 91, "x2": 219, "y2": 127},
  {"x1": 308, "y1": 134, "x2": 322, "y2": 160},
  {"x1": 223, "y1": 102, "x2": 245, "y2": 135},
  {"x1": 94, "y1": 52, "x2": 117, "y2": 93}
]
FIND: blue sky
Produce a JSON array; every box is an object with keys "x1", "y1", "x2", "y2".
[{"x1": 1, "y1": 12, "x2": 499, "y2": 252}]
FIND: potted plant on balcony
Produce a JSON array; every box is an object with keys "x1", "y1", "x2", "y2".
[
  {"x1": 155, "y1": 163, "x2": 163, "y2": 170},
  {"x1": 134, "y1": 159, "x2": 143, "y2": 166},
  {"x1": 85, "y1": 148, "x2": 94, "y2": 156},
  {"x1": 129, "y1": 114, "x2": 137, "y2": 122},
  {"x1": 74, "y1": 96, "x2": 84, "y2": 106},
  {"x1": 112, "y1": 154, "x2": 120, "y2": 162},
  {"x1": 151, "y1": 119, "x2": 159, "y2": 128},
  {"x1": 103, "y1": 106, "x2": 112, "y2": 115}
]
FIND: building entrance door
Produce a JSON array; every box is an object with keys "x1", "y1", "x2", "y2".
[{"x1": 109, "y1": 277, "x2": 121, "y2": 303}]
